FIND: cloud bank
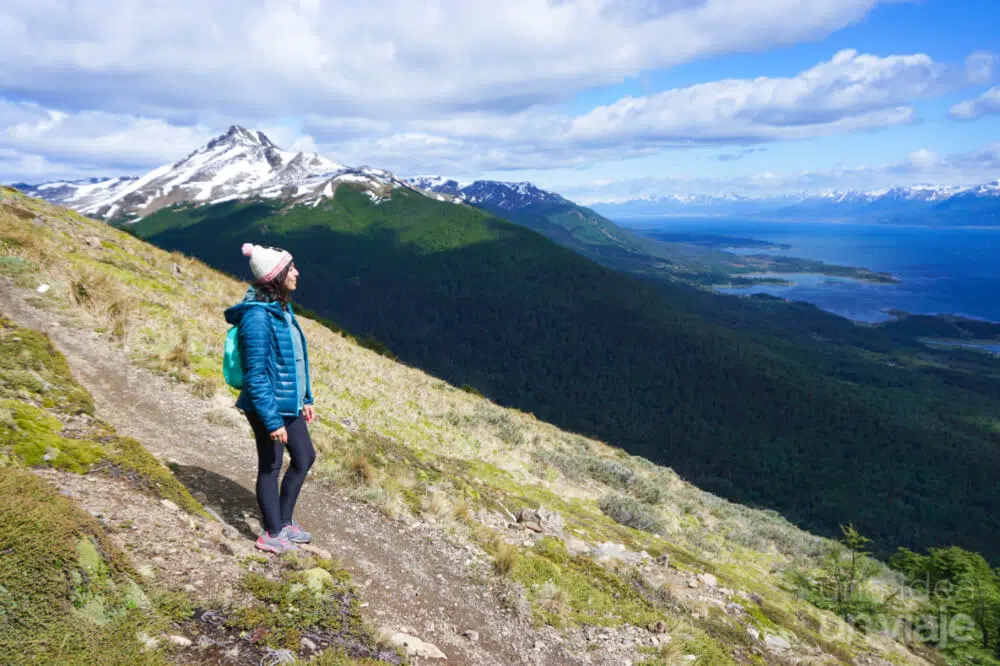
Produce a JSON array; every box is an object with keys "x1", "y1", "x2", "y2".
[
  {"x1": 562, "y1": 142, "x2": 1000, "y2": 203},
  {"x1": 1, "y1": 0, "x2": 996, "y2": 193},
  {"x1": 1, "y1": 0, "x2": 893, "y2": 118}
]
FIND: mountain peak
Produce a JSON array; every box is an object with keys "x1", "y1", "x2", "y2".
[
  {"x1": 18, "y1": 126, "x2": 417, "y2": 219},
  {"x1": 202, "y1": 125, "x2": 278, "y2": 152}
]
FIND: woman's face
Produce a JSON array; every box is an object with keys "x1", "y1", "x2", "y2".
[{"x1": 283, "y1": 263, "x2": 299, "y2": 291}]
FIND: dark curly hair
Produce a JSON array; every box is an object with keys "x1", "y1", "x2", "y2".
[{"x1": 254, "y1": 262, "x2": 293, "y2": 305}]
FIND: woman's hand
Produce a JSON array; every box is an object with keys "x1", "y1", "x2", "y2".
[
  {"x1": 304, "y1": 405, "x2": 315, "y2": 424},
  {"x1": 269, "y1": 426, "x2": 288, "y2": 444}
]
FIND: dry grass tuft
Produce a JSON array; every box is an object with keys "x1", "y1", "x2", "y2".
[
  {"x1": 421, "y1": 488, "x2": 452, "y2": 521},
  {"x1": 71, "y1": 271, "x2": 117, "y2": 308},
  {"x1": 165, "y1": 330, "x2": 192, "y2": 369},
  {"x1": 535, "y1": 580, "x2": 570, "y2": 621},
  {"x1": 205, "y1": 409, "x2": 239, "y2": 428},
  {"x1": 494, "y1": 577, "x2": 530, "y2": 620},
  {"x1": 453, "y1": 502, "x2": 472, "y2": 523},
  {"x1": 68, "y1": 270, "x2": 137, "y2": 340},
  {"x1": 191, "y1": 375, "x2": 218, "y2": 399},
  {"x1": 492, "y1": 539, "x2": 519, "y2": 576},
  {"x1": 348, "y1": 454, "x2": 375, "y2": 487}
]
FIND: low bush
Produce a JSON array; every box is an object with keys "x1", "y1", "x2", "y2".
[{"x1": 598, "y1": 493, "x2": 663, "y2": 534}]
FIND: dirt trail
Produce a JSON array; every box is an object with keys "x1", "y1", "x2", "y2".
[{"x1": 1, "y1": 281, "x2": 586, "y2": 666}]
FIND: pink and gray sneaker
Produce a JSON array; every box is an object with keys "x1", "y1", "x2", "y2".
[
  {"x1": 255, "y1": 530, "x2": 296, "y2": 554},
  {"x1": 282, "y1": 520, "x2": 312, "y2": 544}
]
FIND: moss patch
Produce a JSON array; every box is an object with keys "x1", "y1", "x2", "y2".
[
  {"x1": 0, "y1": 469, "x2": 166, "y2": 665},
  {"x1": 108, "y1": 437, "x2": 207, "y2": 517},
  {"x1": 224, "y1": 554, "x2": 397, "y2": 662},
  {"x1": 488, "y1": 536, "x2": 664, "y2": 628},
  {"x1": 0, "y1": 317, "x2": 205, "y2": 516},
  {"x1": 0, "y1": 399, "x2": 104, "y2": 472},
  {"x1": 0, "y1": 316, "x2": 93, "y2": 414}
]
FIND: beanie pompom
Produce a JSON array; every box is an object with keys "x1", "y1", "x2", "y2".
[{"x1": 241, "y1": 243, "x2": 255, "y2": 257}]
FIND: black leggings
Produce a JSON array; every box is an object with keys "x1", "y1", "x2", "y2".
[{"x1": 247, "y1": 412, "x2": 316, "y2": 536}]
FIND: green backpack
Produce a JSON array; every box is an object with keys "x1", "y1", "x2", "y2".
[{"x1": 222, "y1": 326, "x2": 243, "y2": 389}]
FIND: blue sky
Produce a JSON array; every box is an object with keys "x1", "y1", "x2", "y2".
[{"x1": 2, "y1": 0, "x2": 998, "y2": 202}]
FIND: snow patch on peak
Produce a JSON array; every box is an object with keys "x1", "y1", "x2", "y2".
[{"x1": 410, "y1": 177, "x2": 567, "y2": 211}]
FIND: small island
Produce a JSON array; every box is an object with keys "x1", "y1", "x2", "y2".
[{"x1": 738, "y1": 255, "x2": 900, "y2": 284}]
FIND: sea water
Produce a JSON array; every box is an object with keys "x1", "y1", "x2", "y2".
[{"x1": 618, "y1": 218, "x2": 1000, "y2": 324}]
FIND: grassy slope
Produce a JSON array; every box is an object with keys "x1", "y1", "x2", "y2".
[
  {"x1": 2, "y1": 185, "x2": 981, "y2": 664},
  {"x1": 0, "y1": 312, "x2": 197, "y2": 664},
  {"x1": 124, "y1": 188, "x2": 1000, "y2": 563},
  {"x1": 0, "y1": 194, "x2": 388, "y2": 665}
]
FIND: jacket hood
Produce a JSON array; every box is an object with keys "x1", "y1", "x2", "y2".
[{"x1": 224, "y1": 286, "x2": 282, "y2": 325}]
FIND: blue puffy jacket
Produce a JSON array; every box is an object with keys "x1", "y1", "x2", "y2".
[{"x1": 224, "y1": 287, "x2": 313, "y2": 433}]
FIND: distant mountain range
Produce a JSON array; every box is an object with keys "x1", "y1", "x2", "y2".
[
  {"x1": 590, "y1": 181, "x2": 1000, "y2": 225},
  {"x1": 21, "y1": 126, "x2": 987, "y2": 292},
  {"x1": 14, "y1": 130, "x2": 677, "y2": 284},
  {"x1": 405, "y1": 177, "x2": 568, "y2": 210},
  {"x1": 15, "y1": 124, "x2": 1000, "y2": 229}
]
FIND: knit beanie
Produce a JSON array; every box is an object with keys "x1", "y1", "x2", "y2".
[{"x1": 241, "y1": 243, "x2": 292, "y2": 284}]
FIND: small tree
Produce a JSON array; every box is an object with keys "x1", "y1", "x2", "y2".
[
  {"x1": 842, "y1": 524, "x2": 872, "y2": 601},
  {"x1": 820, "y1": 523, "x2": 879, "y2": 619}
]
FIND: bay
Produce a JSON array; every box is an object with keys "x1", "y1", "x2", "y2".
[{"x1": 619, "y1": 217, "x2": 1000, "y2": 323}]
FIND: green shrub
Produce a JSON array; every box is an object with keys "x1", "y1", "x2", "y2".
[
  {"x1": 598, "y1": 493, "x2": 663, "y2": 534},
  {"x1": 539, "y1": 450, "x2": 665, "y2": 504}
]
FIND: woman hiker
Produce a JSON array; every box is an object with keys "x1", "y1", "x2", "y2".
[{"x1": 225, "y1": 243, "x2": 316, "y2": 554}]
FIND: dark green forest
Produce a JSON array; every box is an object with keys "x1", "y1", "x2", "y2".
[{"x1": 129, "y1": 186, "x2": 1000, "y2": 562}]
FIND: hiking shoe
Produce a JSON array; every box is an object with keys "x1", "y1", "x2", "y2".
[
  {"x1": 282, "y1": 521, "x2": 312, "y2": 544},
  {"x1": 256, "y1": 530, "x2": 297, "y2": 554}
]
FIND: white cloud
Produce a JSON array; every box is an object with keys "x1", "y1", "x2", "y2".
[
  {"x1": 965, "y1": 51, "x2": 997, "y2": 85},
  {"x1": 905, "y1": 149, "x2": 940, "y2": 169},
  {"x1": 949, "y1": 86, "x2": 1000, "y2": 120},
  {"x1": 563, "y1": 141, "x2": 1000, "y2": 202},
  {"x1": 1, "y1": 0, "x2": 895, "y2": 119},
  {"x1": 0, "y1": 101, "x2": 213, "y2": 168},
  {"x1": 0, "y1": 148, "x2": 113, "y2": 182}
]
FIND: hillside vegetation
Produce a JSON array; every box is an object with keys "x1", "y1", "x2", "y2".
[
  {"x1": 122, "y1": 186, "x2": 1000, "y2": 564},
  {"x1": 7, "y1": 185, "x2": 1000, "y2": 664}
]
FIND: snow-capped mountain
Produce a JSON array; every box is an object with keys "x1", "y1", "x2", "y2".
[
  {"x1": 13, "y1": 177, "x2": 140, "y2": 213},
  {"x1": 591, "y1": 181, "x2": 1000, "y2": 224},
  {"x1": 17, "y1": 126, "x2": 429, "y2": 220},
  {"x1": 405, "y1": 178, "x2": 568, "y2": 211}
]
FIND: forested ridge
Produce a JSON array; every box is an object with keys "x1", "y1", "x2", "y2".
[{"x1": 130, "y1": 186, "x2": 1000, "y2": 562}]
